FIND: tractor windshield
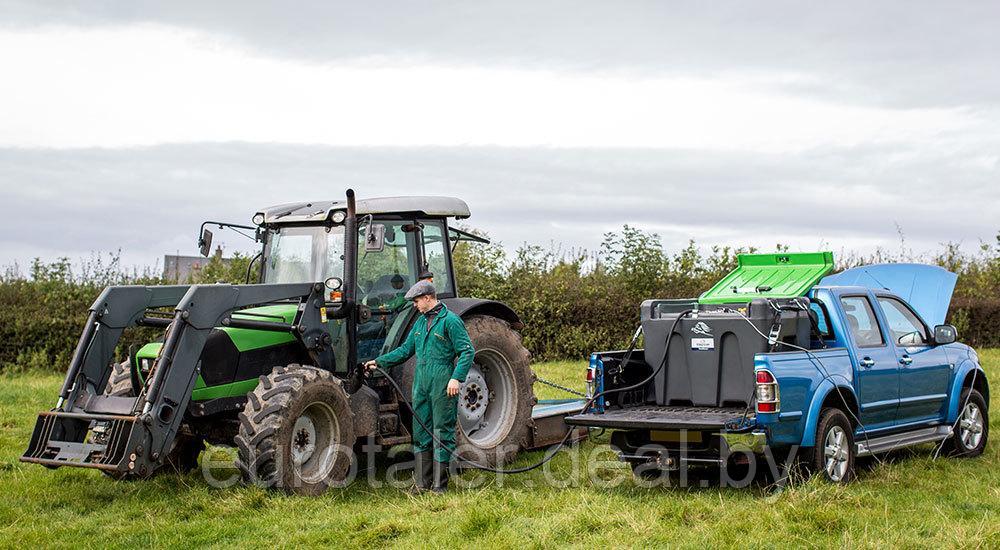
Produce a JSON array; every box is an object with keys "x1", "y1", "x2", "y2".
[{"x1": 263, "y1": 225, "x2": 346, "y2": 283}]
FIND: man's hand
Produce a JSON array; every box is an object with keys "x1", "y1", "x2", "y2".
[
  {"x1": 447, "y1": 379, "x2": 461, "y2": 397},
  {"x1": 364, "y1": 360, "x2": 379, "y2": 371}
]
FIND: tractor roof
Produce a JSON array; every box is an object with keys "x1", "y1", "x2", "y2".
[{"x1": 258, "y1": 196, "x2": 471, "y2": 224}]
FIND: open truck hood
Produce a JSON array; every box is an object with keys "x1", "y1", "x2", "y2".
[{"x1": 820, "y1": 264, "x2": 958, "y2": 326}]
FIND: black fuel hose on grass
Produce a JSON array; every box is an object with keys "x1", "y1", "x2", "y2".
[{"x1": 372, "y1": 310, "x2": 693, "y2": 475}]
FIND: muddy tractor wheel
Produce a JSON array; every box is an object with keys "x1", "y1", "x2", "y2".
[
  {"x1": 101, "y1": 360, "x2": 204, "y2": 480},
  {"x1": 455, "y1": 315, "x2": 535, "y2": 467},
  {"x1": 236, "y1": 365, "x2": 356, "y2": 496}
]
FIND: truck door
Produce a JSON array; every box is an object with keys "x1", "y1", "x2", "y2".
[
  {"x1": 875, "y1": 296, "x2": 951, "y2": 424},
  {"x1": 840, "y1": 295, "x2": 899, "y2": 429}
]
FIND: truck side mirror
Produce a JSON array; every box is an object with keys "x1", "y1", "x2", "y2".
[
  {"x1": 199, "y1": 229, "x2": 213, "y2": 257},
  {"x1": 933, "y1": 324, "x2": 957, "y2": 345}
]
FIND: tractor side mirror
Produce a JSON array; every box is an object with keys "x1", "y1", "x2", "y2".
[
  {"x1": 199, "y1": 229, "x2": 213, "y2": 257},
  {"x1": 365, "y1": 224, "x2": 386, "y2": 252},
  {"x1": 933, "y1": 324, "x2": 957, "y2": 345}
]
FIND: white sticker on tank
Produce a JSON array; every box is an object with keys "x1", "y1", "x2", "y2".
[{"x1": 691, "y1": 337, "x2": 715, "y2": 350}]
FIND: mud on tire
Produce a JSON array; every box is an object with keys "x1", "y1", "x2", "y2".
[
  {"x1": 454, "y1": 315, "x2": 535, "y2": 467},
  {"x1": 235, "y1": 364, "x2": 356, "y2": 495}
]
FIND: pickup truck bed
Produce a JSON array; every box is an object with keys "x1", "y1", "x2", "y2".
[{"x1": 566, "y1": 406, "x2": 748, "y2": 430}]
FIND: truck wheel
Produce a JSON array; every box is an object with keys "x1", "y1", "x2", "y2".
[
  {"x1": 810, "y1": 408, "x2": 855, "y2": 483},
  {"x1": 943, "y1": 389, "x2": 988, "y2": 457},
  {"x1": 100, "y1": 361, "x2": 204, "y2": 480},
  {"x1": 455, "y1": 315, "x2": 535, "y2": 466},
  {"x1": 236, "y1": 364, "x2": 356, "y2": 495}
]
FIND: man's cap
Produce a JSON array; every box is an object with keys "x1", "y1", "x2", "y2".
[{"x1": 404, "y1": 280, "x2": 436, "y2": 301}]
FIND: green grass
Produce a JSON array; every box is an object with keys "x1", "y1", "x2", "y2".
[{"x1": 2, "y1": 353, "x2": 998, "y2": 548}]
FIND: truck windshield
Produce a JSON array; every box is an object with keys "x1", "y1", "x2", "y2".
[{"x1": 264, "y1": 225, "x2": 345, "y2": 283}]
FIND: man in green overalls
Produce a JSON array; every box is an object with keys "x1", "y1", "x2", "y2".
[{"x1": 364, "y1": 280, "x2": 475, "y2": 493}]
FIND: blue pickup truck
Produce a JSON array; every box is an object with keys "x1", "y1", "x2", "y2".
[{"x1": 566, "y1": 254, "x2": 989, "y2": 483}]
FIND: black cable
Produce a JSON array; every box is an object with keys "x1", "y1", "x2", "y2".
[{"x1": 373, "y1": 310, "x2": 693, "y2": 475}]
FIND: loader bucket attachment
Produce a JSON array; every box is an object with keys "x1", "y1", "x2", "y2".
[{"x1": 21, "y1": 282, "x2": 339, "y2": 477}]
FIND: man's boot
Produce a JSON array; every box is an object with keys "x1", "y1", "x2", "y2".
[
  {"x1": 410, "y1": 451, "x2": 433, "y2": 494},
  {"x1": 432, "y1": 460, "x2": 450, "y2": 494}
]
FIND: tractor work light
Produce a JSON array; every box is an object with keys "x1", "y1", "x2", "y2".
[
  {"x1": 331, "y1": 210, "x2": 347, "y2": 224},
  {"x1": 252, "y1": 213, "x2": 265, "y2": 225}
]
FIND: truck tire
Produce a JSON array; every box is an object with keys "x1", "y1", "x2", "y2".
[
  {"x1": 942, "y1": 389, "x2": 988, "y2": 457},
  {"x1": 454, "y1": 315, "x2": 535, "y2": 467},
  {"x1": 235, "y1": 364, "x2": 356, "y2": 495},
  {"x1": 810, "y1": 408, "x2": 855, "y2": 483},
  {"x1": 101, "y1": 360, "x2": 204, "y2": 479}
]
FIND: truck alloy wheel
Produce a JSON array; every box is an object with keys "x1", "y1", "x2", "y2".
[
  {"x1": 944, "y1": 389, "x2": 988, "y2": 457},
  {"x1": 811, "y1": 408, "x2": 855, "y2": 483}
]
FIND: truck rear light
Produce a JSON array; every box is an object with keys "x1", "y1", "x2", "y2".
[{"x1": 755, "y1": 369, "x2": 779, "y2": 414}]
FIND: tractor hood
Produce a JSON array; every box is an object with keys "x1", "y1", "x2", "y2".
[{"x1": 820, "y1": 264, "x2": 958, "y2": 326}]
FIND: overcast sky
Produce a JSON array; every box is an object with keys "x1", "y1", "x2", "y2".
[{"x1": 1, "y1": 1, "x2": 997, "y2": 272}]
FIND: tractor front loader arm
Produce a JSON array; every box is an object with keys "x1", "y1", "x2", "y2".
[{"x1": 22, "y1": 281, "x2": 337, "y2": 478}]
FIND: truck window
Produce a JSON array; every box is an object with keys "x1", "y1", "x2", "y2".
[
  {"x1": 876, "y1": 296, "x2": 929, "y2": 345},
  {"x1": 839, "y1": 296, "x2": 884, "y2": 347},
  {"x1": 809, "y1": 300, "x2": 835, "y2": 339}
]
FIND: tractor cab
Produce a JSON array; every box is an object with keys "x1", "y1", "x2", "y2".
[{"x1": 250, "y1": 196, "x2": 489, "y2": 365}]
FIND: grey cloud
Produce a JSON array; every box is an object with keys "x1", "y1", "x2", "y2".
[
  {"x1": 2, "y1": 1, "x2": 1000, "y2": 108},
  {"x1": 0, "y1": 143, "x2": 996, "y2": 271}
]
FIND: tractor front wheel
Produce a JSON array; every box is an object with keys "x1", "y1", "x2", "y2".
[
  {"x1": 454, "y1": 315, "x2": 535, "y2": 467},
  {"x1": 102, "y1": 360, "x2": 204, "y2": 480},
  {"x1": 236, "y1": 364, "x2": 356, "y2": 495}
]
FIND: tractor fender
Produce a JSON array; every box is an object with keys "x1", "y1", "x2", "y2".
[
  {"x1": 441, "y1": 297, "x2": 523, "y2": 330},
  {"x1": 799, "y1": 379, "x2": 860, "y2": 447},
  {"x1": 945, "y1": 359, "x2": 988, "y2": 424}
]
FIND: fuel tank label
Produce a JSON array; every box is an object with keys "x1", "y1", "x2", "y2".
[{"x1": 691, "y1": 337, "x2": 715, "y2": 350}]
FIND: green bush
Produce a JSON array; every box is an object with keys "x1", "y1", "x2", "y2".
[{"x1": 2, "y1": 230, "x2": 999, "y2": 372}]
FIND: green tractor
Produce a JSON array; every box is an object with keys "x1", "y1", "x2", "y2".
[{"x1": 22, "y1": 191, "x2": 565, "y2": 495}]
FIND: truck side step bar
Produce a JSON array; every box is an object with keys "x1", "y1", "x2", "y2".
[{"x1": 855, "y1": 425, "x2": 951, "y2": 456}]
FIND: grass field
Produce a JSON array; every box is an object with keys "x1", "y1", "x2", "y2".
[{"x1": 1, "y1": 353, "x2": 997, "y2": 548}]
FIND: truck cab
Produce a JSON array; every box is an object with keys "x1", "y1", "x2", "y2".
[{"x1": 567, "y1": 255, "x2": 989, "y2": 483}]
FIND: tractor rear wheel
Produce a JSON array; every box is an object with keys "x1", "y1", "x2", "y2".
[
  {"x1": 236, "y1": 364, "x2": 356, "y2": 495},
  {"x1": 454, "y1": 315, "x2": 535, "y2": 467},
  {"x1": 101, "y1": 360, "x2": 204, "y2": 479}
]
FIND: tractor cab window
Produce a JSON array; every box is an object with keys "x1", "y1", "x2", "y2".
[
  {"x1": 264, "y1": 225, "x2": 345, "y2": 284},
  {"x1": 355, "y1": 220, "x2": 418, "y2": 361},
  {"x1": 422, "y1": 221, "x2": 454, "y2": 297},
  {"x1": 357, "y1": 221, "x2": 415, "y2": 308}
]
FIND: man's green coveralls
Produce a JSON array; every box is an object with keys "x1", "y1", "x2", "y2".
[{"x1": 375, "y1": 304, "x2": 475, "y2": 462}]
